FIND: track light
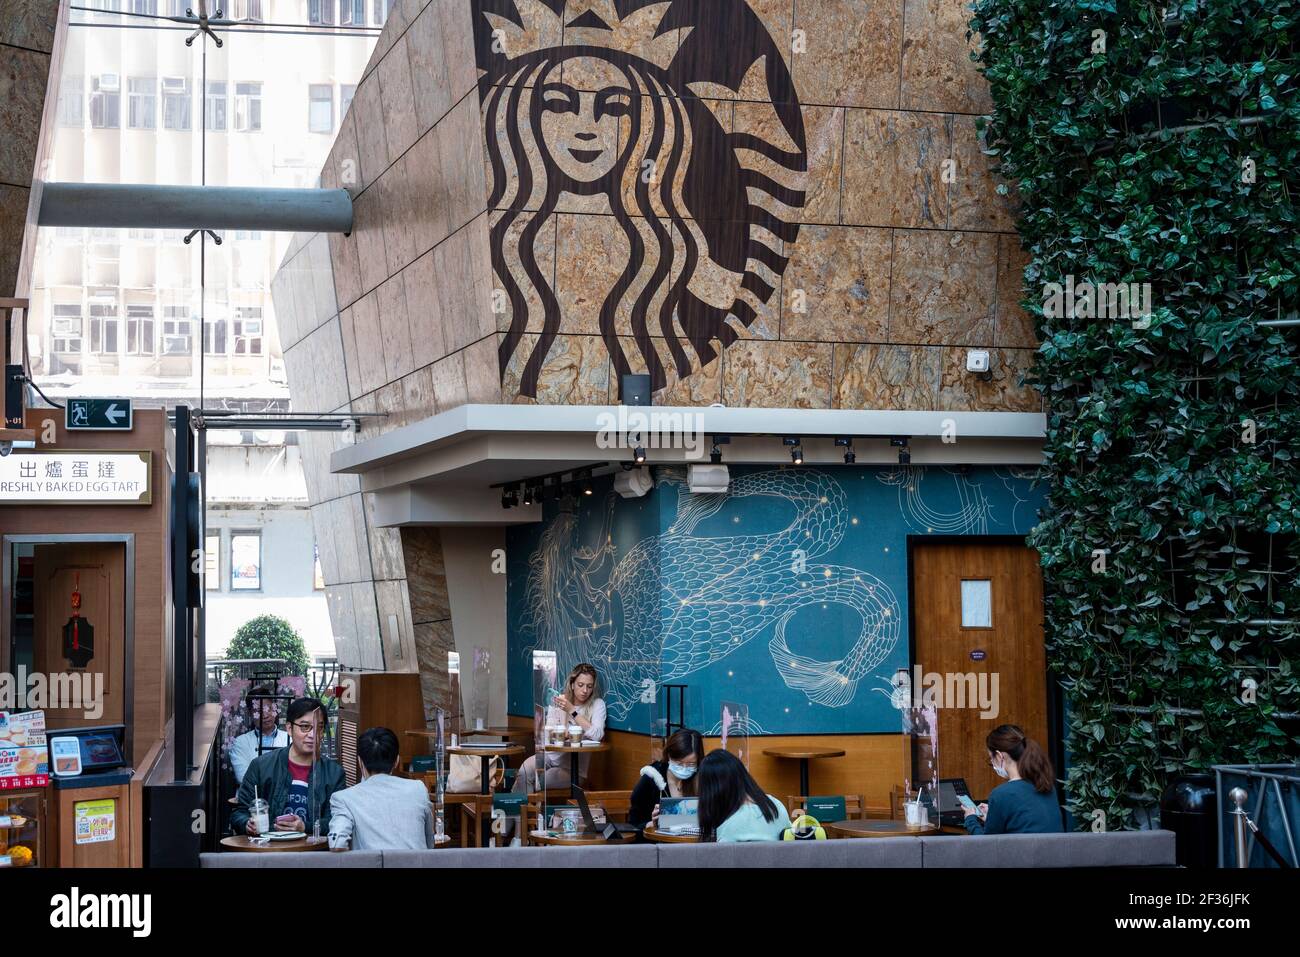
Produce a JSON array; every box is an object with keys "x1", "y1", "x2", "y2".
[
  {"x1": 580, "y1": 469, "x2": 593, "y2": 496},
  {"x1": 522, "y1": 483, "x2": 537, "y2": 507},
  {"x1": 634, "y1": 445, "x2": 647, "y2": 464},
  {"x1": 783, "y1": 436, "x2": 803, "y2": 465},
  {"x1": 835, "y1": 436, "x2": 855, "y2": 465},
  {"x1": 891, "y1": 436, "x2": 910, "y2": 466},
  {"x1": 710, "y1": 434, "x2": 730, "y2": 465},
  {"x1": 501, "y1": 484, "x2": 519, "y2": 509}
]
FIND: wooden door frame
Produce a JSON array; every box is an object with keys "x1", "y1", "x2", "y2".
[
  {"x1": 2, "y1": 534, "x2": 136, "y2": 759},
  {"x1": 905, "y1": 535, "x2": 1063, "y2": 783}
]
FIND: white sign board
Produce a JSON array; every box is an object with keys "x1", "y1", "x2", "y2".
[{"x1": 0, "y1": 452, "x2": 152, "y2": 504}]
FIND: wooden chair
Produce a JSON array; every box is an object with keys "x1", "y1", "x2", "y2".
[
  {"x1": 787, "y1": 794, "x2": 867, "y2": 822},
  {"x1": 520, "y1": 790, "x2": 635, "y2": 845}
]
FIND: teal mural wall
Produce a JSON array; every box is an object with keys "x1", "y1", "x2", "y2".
[{"x1": 507, "y1": 465, "x2": 1045, "y2": 734}]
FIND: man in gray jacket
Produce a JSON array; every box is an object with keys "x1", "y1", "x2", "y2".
[{"x1": 328, "y1": 726, "x2": 436, "y2": 851}]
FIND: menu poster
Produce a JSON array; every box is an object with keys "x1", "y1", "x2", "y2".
[
  {"x1": 74, "y1": 799, "x2": 116, "y2": 844},
  {"x1": 0, "y1": 711, "x2": 49, "y2": 789}
]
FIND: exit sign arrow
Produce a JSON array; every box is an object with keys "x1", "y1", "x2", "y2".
[{"x1": 66, "y1": 398, "x2": 134, "y2": 431}]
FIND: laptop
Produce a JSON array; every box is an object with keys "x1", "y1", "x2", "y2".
[
  {"x1": 657, "y1": 796, "x2": 700, "y2": 835},
  {"x1": 936, "y1": 778, "x2": 977, "y2": 825},
  {"x1": 572, "y1": 787, "x2": 639, "y2": 840}
]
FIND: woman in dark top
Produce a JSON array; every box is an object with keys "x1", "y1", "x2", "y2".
[
  {"x1": 965, "y1": 724, "x2": 1063, "y2": 835},
  {"x1": 628, "y1": 728, "x2": 705, "y2": 828}
]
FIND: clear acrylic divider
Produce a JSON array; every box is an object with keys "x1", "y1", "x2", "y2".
[
  {"x1": 902, "y1": 697, "x2": 940, "y2": 828},
  {"x1": 470, "y1": 646, "x2": 491, "y2": 735},
  {"x1": 532, "y1": 651, "x2": 561, "y2": 836},
  {"x1": 720, "y1": 700, "x2": 751, "y2": 768},
  {"x1": 447, "y1": 651, "x2": 462, "y2": 742}
]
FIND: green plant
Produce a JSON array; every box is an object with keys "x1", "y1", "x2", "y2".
[
  {"x1": 970, "y1": 0, "x2": 1300, "y2": 828},
  {"x1": 226, "y1": 615, "x2": 311, "y2": 677}
]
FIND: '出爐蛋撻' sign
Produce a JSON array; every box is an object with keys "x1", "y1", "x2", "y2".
[{"x1": 0, "y1": 451, "x2": 151, "y2": 504}]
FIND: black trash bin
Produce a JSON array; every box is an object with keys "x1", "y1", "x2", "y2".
[{"x1": 1161, "y1": 774, "x2": 1218, "y2": 868}]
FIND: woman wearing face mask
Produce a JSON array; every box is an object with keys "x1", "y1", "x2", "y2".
[
  {"x1": 965, "y1": 724, "x2": 1063, "y2": 835},
  {"x1": 513, "y1": 663, "x2": 607, "y2": 793},
  {"x1": 628, "y1": 728, "x2": 705, "y2": 829}
]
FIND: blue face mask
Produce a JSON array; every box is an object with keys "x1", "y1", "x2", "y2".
[{"x1": 668, "y1": 762, "x2": 696, "y2": 781}]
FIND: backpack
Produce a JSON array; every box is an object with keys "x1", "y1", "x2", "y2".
[{"x1": 782, "y1": 814, "x2": 828, "y2": 841}]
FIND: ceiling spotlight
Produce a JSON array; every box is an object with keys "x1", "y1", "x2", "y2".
[
  {"x1": 522, "y1": 483, "x2": 536, "y2": 507},
  {"x1": 783, "y1": 436, "x2": 803, "y2": 465},
  {"x1": 898, "y1": 446, "x2": 911, "y2": 466},
  {"x1": 580, "y1": 470, "x2": 594, "y2": 496},
  {"x1": 634, "y1": 445, "x2": 646, "y2": 464},
  {"x1": 710, "y1": 434, "x2": 730, "y2": 465},
  {"x1": 501, "y1": 484, "x2": 519, "y2": 509},
  {"x1": 835, "y1": 436, "x2": 855, "y2": 465}
]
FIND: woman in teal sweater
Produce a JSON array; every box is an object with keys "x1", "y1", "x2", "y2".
[
  {"x1": 698, "y1": 749, "x2": 791, "y2": 842},
  {"x1": 965, "y1": 724, "x2": 1063, "y2": 835}
]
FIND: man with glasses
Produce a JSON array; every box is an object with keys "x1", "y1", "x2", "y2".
[
  {"x1": 231, "y1": 697, "x2": 345, "y2": 838},
  {"x1": 229, "y1": 685, "x2": 290, "y2": 785}
]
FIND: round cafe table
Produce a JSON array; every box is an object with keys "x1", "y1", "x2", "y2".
[
  {"x1": 460, "y1": 727, "x2": 532, "y2": 742},
  {"x1": 642, "y1": 824, "x2": 698, "y2": 844},
  {"x1": 828, "y1": 820, "x2": 967, "y2": 839},
  {"x1": 762, "y1": 747, "x2": 846, "y2": 797},
  {"x1": 541, "y1": 742, "x2": 611, "y2": 798},
  {"x1": 529, "y1": 829, "x2": 634, "y2": 847},
  {"x1": 220, "y1": 835, "x2": 330, "y2": 852}
]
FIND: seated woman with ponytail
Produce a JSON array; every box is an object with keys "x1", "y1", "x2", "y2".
[{"x1": 965, "y1": 724, "x2": 1063, "y2": 835}]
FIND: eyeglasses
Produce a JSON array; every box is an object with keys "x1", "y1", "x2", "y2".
[{"x1": 291, "y1": 721, "x2": 320, "y2": 734}]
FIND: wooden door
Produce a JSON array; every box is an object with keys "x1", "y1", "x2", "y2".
[
  {"x1": 912, "y1": 542, "x2": 1047, "y2": 801},
  {"x1": 33, "y1": 543, "x2": 126, "y2": 729}
]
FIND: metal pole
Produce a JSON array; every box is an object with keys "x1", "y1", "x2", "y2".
[
  {"x1": 38, "y1": 183, "x2": 354, "y2": 234},
  {"x1": 1230, "y1": 787, "x2": 1250, "y2": 867}
]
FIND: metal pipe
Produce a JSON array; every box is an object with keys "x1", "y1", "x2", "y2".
[
  {"x1": 38, "y1": 183, "x2": 353, "y2": 234},
  {"x1": 1230, "y1": 787, "x2": 1250, "y2": 867}
]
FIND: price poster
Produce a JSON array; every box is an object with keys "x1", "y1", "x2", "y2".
[{"x1": 74, "y1": 799, "x2": 116, "y2": 845}]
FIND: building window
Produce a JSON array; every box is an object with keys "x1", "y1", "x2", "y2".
[
  {"x1": 204, "y1": 317, "x2": 228, "y2": 355},
  {"x1": 230, "y1": 532, "x2": 262, "y2": 590},
  {"x1": 340, "y1": 0, "x2": 364, "y2": 25},
  {"x1": 372, "y1": 0, "x2": 387, "y2": 27},
  {"x1": 55, "y1": 227, "x2": 84, "y2": 242},
  {"x1": 167, "y1": 0, "x2": 188, "y2": 15},
  {"x1": 205, "y1": 533, "x2": 221, "y2": 590},
  {"x1": 85, "y1": 0, "x2": 122, "y2": 10},
  {"x1": 59, "y1": 76, "x2": 85, "y2": 128},
  {"x1": 233, "y1": 307, "x2": 263, "y2": 355},
  {"x1": 89, "y1": 301, "x2": 120, "y2": 355},
  {"x1": 339, "y1": 83, "x2": 356, "y2": 119},
  {"x1": 90, "y1": 75, "x2": 120, "y2": 129},
  {"x1": 308, "y1": 0, "x2": 334, "y2": 24},
  {"x1": 308, "y1": 84, "x2": 333, "y2": 134},
  {"x1": 52, "y1": 304, "x2": 83, "y2": 353},
  {"x1": 205, "y1": 81, "x2": 227, "y2": 131},
  {"x1": 129, "y1": 0, "x2": 157, "y2": 13},
  {"x1": 313, "y1": 544, "x2": 324, "y2": 590},
  {"x1": 231, "y1": 0, "x2": 263, "y2": 20},
  {"x1": 234, "y1": 82, "x2": 262, "y2": 132},
  {"x1": 162, "y1": 306, "x2": 193, "y2": 355},
  {"x1": 128, "y1": 76, "x2": 157, "y2": 130},
  {"x1": 233, "y1": 229, "x2": 262, "y2": 241},
  {"x1": 162, "y1": 77, "x2": 192, "y2": 131},
  {"x1": 960, "y1": 579, "x2": 993, "y2": 629},
  {"x1": 126, "y1": 304, "x2": 155, "y2": 355}
]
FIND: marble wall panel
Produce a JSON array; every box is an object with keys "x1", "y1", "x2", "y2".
[
  {"x1": 502, "y1": 333, "x2": 610, "y2": 405},
  {"x1": 832, "y1": 343, "x2": 943, "y2": 410},
  {"x1": 430, "y1": 349, "x2": 470, "y2": 412},
  {"x1": 377, "y1": 273, "x2": 416, "y2": 383},
  {"x1": 843, "y1": 109, "x2": 952, "y2": 229},
  {"x1": 901, "y1": 0, "x2": 994, "y2": 114},
  {"x1": 791, "y1": 0, "x2": 902, "y2": 109},
  {"x1": 0, "y1": 45, "x2": 49, "y2": 187},
  {"x1": 0, "y1": 0, "x2": 60, "y2": 53},
  {"x1": 722, "y1": 339, "x2": 832, "y2": 409},
  {"x1": 948, "y1": 116, "x2": 1018, "y2": 231},
  {"x1": 782, "y1": 225, "x2": 891, "y2": 343},
  {"x1": 889, "y1": 229, "x2": 997, "y2": 345},
  {"x1": 937, "y1": 346, "x2": 1040, "y2": 412},
  {"x1": 994, "y1": 234, "x2": 1037, "y2": 349},
  {"x1": 378, "y1": 33, "x2": 420, "y2": 161},
  {"x1": 407, "y1": 0, "x2": 452, "y2": 135},
  {"x1": 402, "y1": 248, "x2": 448, "y2": 369}
]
